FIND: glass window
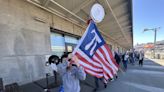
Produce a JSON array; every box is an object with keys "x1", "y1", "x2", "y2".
[
  {"x1": 50, "y1": 33, "x2": 65, "y2": 57},
  {"x1": 65, "y1": 36, "x2": 79, "y2": 52},
  {"x1": 64, "y1": 36, "x2": 78, "y2": 44},
  {"x1": 67, "y1": 45, "x2": 73, "y2": 52}
]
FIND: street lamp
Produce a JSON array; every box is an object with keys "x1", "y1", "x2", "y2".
[{"x1": 143, "y1": 27, "x2": 160, "y2": 59}]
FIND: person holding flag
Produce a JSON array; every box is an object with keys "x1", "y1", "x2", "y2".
[
  {"x1": 57, "y1": 19, "x2": 119, "y2": 91},
  {"x1": 57, "y1": 52, "x2": 86, "y2": 92},
  {"x1": 57, "y1": 3, "x2": 119, "y2": 91}
]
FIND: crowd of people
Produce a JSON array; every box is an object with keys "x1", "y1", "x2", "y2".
[
  {"x1": 114, "y1": 50, "x2": 145, "y2": 71},
  {"x1": 46, "y1": 50, "x2": 144, "y2": 92}
]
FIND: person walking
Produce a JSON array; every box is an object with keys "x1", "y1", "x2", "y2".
[
  {"x1": 114, "y1": 51, "x2": 122, "y2": 78},
  {"x1": 129, "y1": 51, "x2": 134, "y2": 65},
  {"x1": 94, "y1": 77, "x2": 107, "y2": 91},
  {"x1": 48, "y1": 55, "x2": 59, "y2": 84},
  {"x1": 57, "y1": 52, "x2": 86, "y2": 92},
  {"x1": 114, "y1": 51, "x2": 121, "y2": 66},
  {"x1": 139, "y1": 51, "x2": 144, "y2": 66},
  {"x1": 123, "y1": 52, "x2": 129, "y2": 71}
]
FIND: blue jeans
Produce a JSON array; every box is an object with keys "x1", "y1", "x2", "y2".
[{"x1": 123, "y1": 60, "x2": 127, "y2": 70}]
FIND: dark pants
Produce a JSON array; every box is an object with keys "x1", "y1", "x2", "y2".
[
  {"x1": 130, "y1": 57, "x2": 134, "y2": 64},
  {"x1": 95, "y1": 77, "x2": 99, "y2": 88},
  {"x1": 94, "y1": 77, "x2": 105, "y2": 90},
  {"x1": 123, "y1": 60, "x2": 127, "y2": 70},
  {"x1": 139, "y1": 59, "x2": 143, "y2": 66},
  {"x1": 53, "y1": 71, "x2": 57, "y2": 84},
  {"x1": 95, "y1": 77, "x2": 103, "y2": 88}
]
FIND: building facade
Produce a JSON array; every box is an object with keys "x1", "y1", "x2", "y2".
[{"x1": 0, "y1": 0, "x2": 132, "y2": 85}]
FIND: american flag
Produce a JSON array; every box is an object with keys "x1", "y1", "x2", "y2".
[{"x1": 73, "y1": 21, "x2": 119, "y2": 80}]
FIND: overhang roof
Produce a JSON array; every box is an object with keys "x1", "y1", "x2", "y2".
[{"x1": 27, "y1": 0, "x2": 133, "y2": 49}]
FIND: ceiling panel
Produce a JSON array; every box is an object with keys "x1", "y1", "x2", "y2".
[{"x1": 26, "y1": 0, "x2": 133, "y2": 49}]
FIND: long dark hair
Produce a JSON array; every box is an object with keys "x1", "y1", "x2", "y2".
[
  {"x1": 48, "y1": 55, "x2": 59, "y2": 65},
  {"x1": 61, "y1": 52, "x2": 72, "y2": 62}
]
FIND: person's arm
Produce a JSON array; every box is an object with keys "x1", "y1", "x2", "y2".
[
  {"x1": 72, "y1": 56, "x2": 86, "y2": 80},
  {"x1": 76, "y1": 66, "x2": 86, "y2": 80}
]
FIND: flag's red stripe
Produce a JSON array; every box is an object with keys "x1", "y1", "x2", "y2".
[
  {"x1": 104, "y1": 44, "x2": 119, "y2": 68},
  {"x1": 75, "y1": 52, "x2": 102, "y2": 69},
  {"x1": 92, "y1": 56, "x2": 111, "y2": 79},
  {"x1": 96, "y1": 51, "x2": 114, "y2": 77},
  {"x1": 79, "y1": 64, "x2": 102, "y2": 73},
  {"x1": 99, "y1": 47, "x2": 116, "y2": 74},
  {"x1": 75, "y1": 52, "x2": 104, "y2": 78},
  {"x1": 103, "y1": 69, "x2": 110, "y2": 80},
  {"x1": 84, "y1": 69, "x2": 103, "y2": 78},
  {"x1": 101, "y1": 45, "x2": 118, "y2": 72},
  {"x1": 91, "y1": 56, "x2": 110, "y2": 80},
  {"x1": 94, "y1": 52, "x2": 114, "y2": 78},
  {"x1": 76, "y1": 49, "x2": 102, "y2": 68}
]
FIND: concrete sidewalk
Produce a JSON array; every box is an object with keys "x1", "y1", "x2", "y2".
[
  {"x1": 20, "y1": 59, "x2": 164, "y2": 92},
  {"x1": 97, "y1": 58, "x2": 164, "y2": 92},
  {"x1": 149, "y1": 58, "x2": 164, "y2": 66},
  {"x1": 20, "y1": 73, "x2": 102, "y2": 92}
]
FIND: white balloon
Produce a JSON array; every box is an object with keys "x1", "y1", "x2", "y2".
[{"x1": 90, "y1": 3, "x2": 105, "y2": 23}]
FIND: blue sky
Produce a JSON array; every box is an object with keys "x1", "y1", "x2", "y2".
[{"x1": 133, "y1": 0, "x2": 164, "y2": 46}]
